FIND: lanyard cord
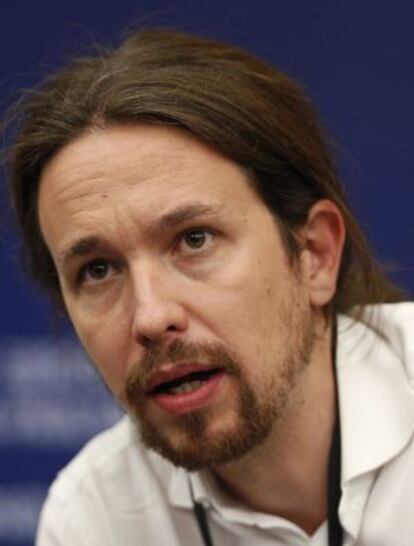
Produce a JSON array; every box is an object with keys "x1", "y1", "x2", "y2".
[
  {"x1": 327, "y1": 317, "x2": 343, "y2": 546},
  {"x1": 190, "y1": 481, "x2": 213, "y2": 546},
  {"x1": 191, "y1": 320, "x2": 342, "y2": 546}
]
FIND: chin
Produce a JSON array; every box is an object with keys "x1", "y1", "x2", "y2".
[{"x1": 133, "y1": 397, "x2": 279, "y2": 471}]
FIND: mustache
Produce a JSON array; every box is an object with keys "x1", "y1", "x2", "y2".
[{"x1": 123, "y1": 338, "x2": 240, "y2": 403}]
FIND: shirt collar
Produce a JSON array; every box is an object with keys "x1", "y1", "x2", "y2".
[
  {"x1": 169, "y1": 468, "x2": 310, "y2": 532},
  {"x1": 337, "y1": 304, "x2": 414, "y2": 538},
  {"x1": 337, "y1": 305, "x2": 414, "y2": 484}
]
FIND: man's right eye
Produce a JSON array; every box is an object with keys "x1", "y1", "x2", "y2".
[{"x1": 78, "y1": 260, "x2": 113, "y2": 285}]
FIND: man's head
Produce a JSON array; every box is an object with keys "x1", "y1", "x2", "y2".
[
  {"x1": 5, "y1": 28, "x2": 404, "y2": 469},
  {"x1": 7, "y1": 28, "x2": 402, "y2": 313},
  {"x1": 37, "y1": 123, "x2": 334, "y2": 469}
]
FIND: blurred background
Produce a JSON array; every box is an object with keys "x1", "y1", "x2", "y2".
[{"x1": 1, "y1": 1, "x2": 413, "y2": 544}]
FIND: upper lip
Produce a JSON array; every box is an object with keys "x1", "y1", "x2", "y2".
[{"x1": 145, "y1": 363, "x2": 219, "y2": 394}]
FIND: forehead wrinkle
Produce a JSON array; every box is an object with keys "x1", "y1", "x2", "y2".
[
  {"x1": 44, "y1": 152, "x2": 196, "y2": 209},
  {"x1": 40, "y1": 164, "x2": 108, "y2": 210}
]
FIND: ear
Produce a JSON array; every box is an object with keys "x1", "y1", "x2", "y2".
[{"x1": 297, "y1": 200, "x2": 346, "y2": 308}]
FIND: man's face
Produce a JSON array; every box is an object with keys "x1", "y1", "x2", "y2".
[{"x1": 38, "y1": 124, "x2": 317, "y2": 470}]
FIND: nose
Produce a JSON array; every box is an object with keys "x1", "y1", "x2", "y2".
[{"x1": 130, "y1": 262, "x2": 189, "y2": 346}]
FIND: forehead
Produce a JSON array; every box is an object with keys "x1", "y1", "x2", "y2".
[
  {"x1": 39, "y1": 124, "x2": 255, "y2": 208},
  {"x1": 38, "y1": 124, "x2": 272, "y2": 255}
]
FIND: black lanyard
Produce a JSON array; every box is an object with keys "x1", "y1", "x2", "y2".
[
  {"x1": 191, "y1": 322, "x2": 342, "y2": 546},
  {"x1": 327, "y1": 318, "x2": 343, "y2": 546}
]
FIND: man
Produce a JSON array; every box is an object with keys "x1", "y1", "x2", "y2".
[{"x1": 6, "y1": 29, "x2": 414, "y2": 545}]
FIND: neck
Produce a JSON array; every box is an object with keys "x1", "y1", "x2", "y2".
[{"x1": 212, "y1": 326, "x2": 336, "y2": 535}]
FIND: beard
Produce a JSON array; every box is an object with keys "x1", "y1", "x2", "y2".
[{"x1": 123, "y1": 293, "x2": 316, "y2": 471}]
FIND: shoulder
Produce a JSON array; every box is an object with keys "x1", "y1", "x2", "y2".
[
  {"x1": 48, "y1": 416, "x2": 174, "y2": 508},
  {"x1": 340, "y1": 302, "x2": 414, "y2": 372},
  {"x1": 36, "y1": 416, "x2": 187, "y2": 545},
  {"x1": 369, "y1": 303, "x2": 413, "y2": 373}
]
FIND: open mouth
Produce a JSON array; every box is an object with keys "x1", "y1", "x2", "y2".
[{"x1": 150, "y1": 368, "x2": 222, "y2": 396}]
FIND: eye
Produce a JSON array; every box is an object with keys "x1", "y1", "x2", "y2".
[
  {"x1": 178, "y1": 229, "x2": 213, "y2": 253},
  {"x1": 78, "y1": 259, "x2": 113, "y2": 285}
]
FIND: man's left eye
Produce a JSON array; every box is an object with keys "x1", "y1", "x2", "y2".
[{"x1": 179, "y1": 229, "x2": 213, "y2": 252}]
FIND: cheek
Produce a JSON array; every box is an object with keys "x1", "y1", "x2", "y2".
[
  {"x1": 67, "y1": 300, "x2": 132, "y2": 395},
  {"x1": 216, "y1": 271, "x2": 304, "y2": 381},
  {"x1": 211, "y1": 260, "x2": 290, "y2": 338},
  {"x1": 199, "y1": 279, "x2": 286, "y2": 375}
]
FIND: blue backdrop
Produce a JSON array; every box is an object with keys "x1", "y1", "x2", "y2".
[{"x1": 1, "y1": 2, "x2": 413, "y2": 545}]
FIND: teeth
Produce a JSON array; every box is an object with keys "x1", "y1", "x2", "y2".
[{"x1": 168, "y1": 380, "x2": 203, "y2": 395}]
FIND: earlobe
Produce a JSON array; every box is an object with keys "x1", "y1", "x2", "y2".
[{"x1": 299, "y1": 200, "x2": 346, "y2": 308}]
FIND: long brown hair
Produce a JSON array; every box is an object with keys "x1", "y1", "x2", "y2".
[{"x1": 5, "y1": 28, "x2": 405, "y2": 310}]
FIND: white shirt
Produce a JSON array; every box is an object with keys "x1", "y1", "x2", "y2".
[{"x1": 36, "y1": 303, "x2": 414, "y2": 546}]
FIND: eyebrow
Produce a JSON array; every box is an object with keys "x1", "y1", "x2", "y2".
[
  {"x1": 148, "y1": 203, "x2": 225, "y2": 236},
  {"x1": 58, "y1": 237, "x2": 106, "y2": 269},
  {"x1": 58, "y1": 202, "x2": 225, "y2": 269}
]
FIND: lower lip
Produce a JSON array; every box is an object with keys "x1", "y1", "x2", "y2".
[{"x1": 150, "y1": 371, "x2": 225, "y2": 415}]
